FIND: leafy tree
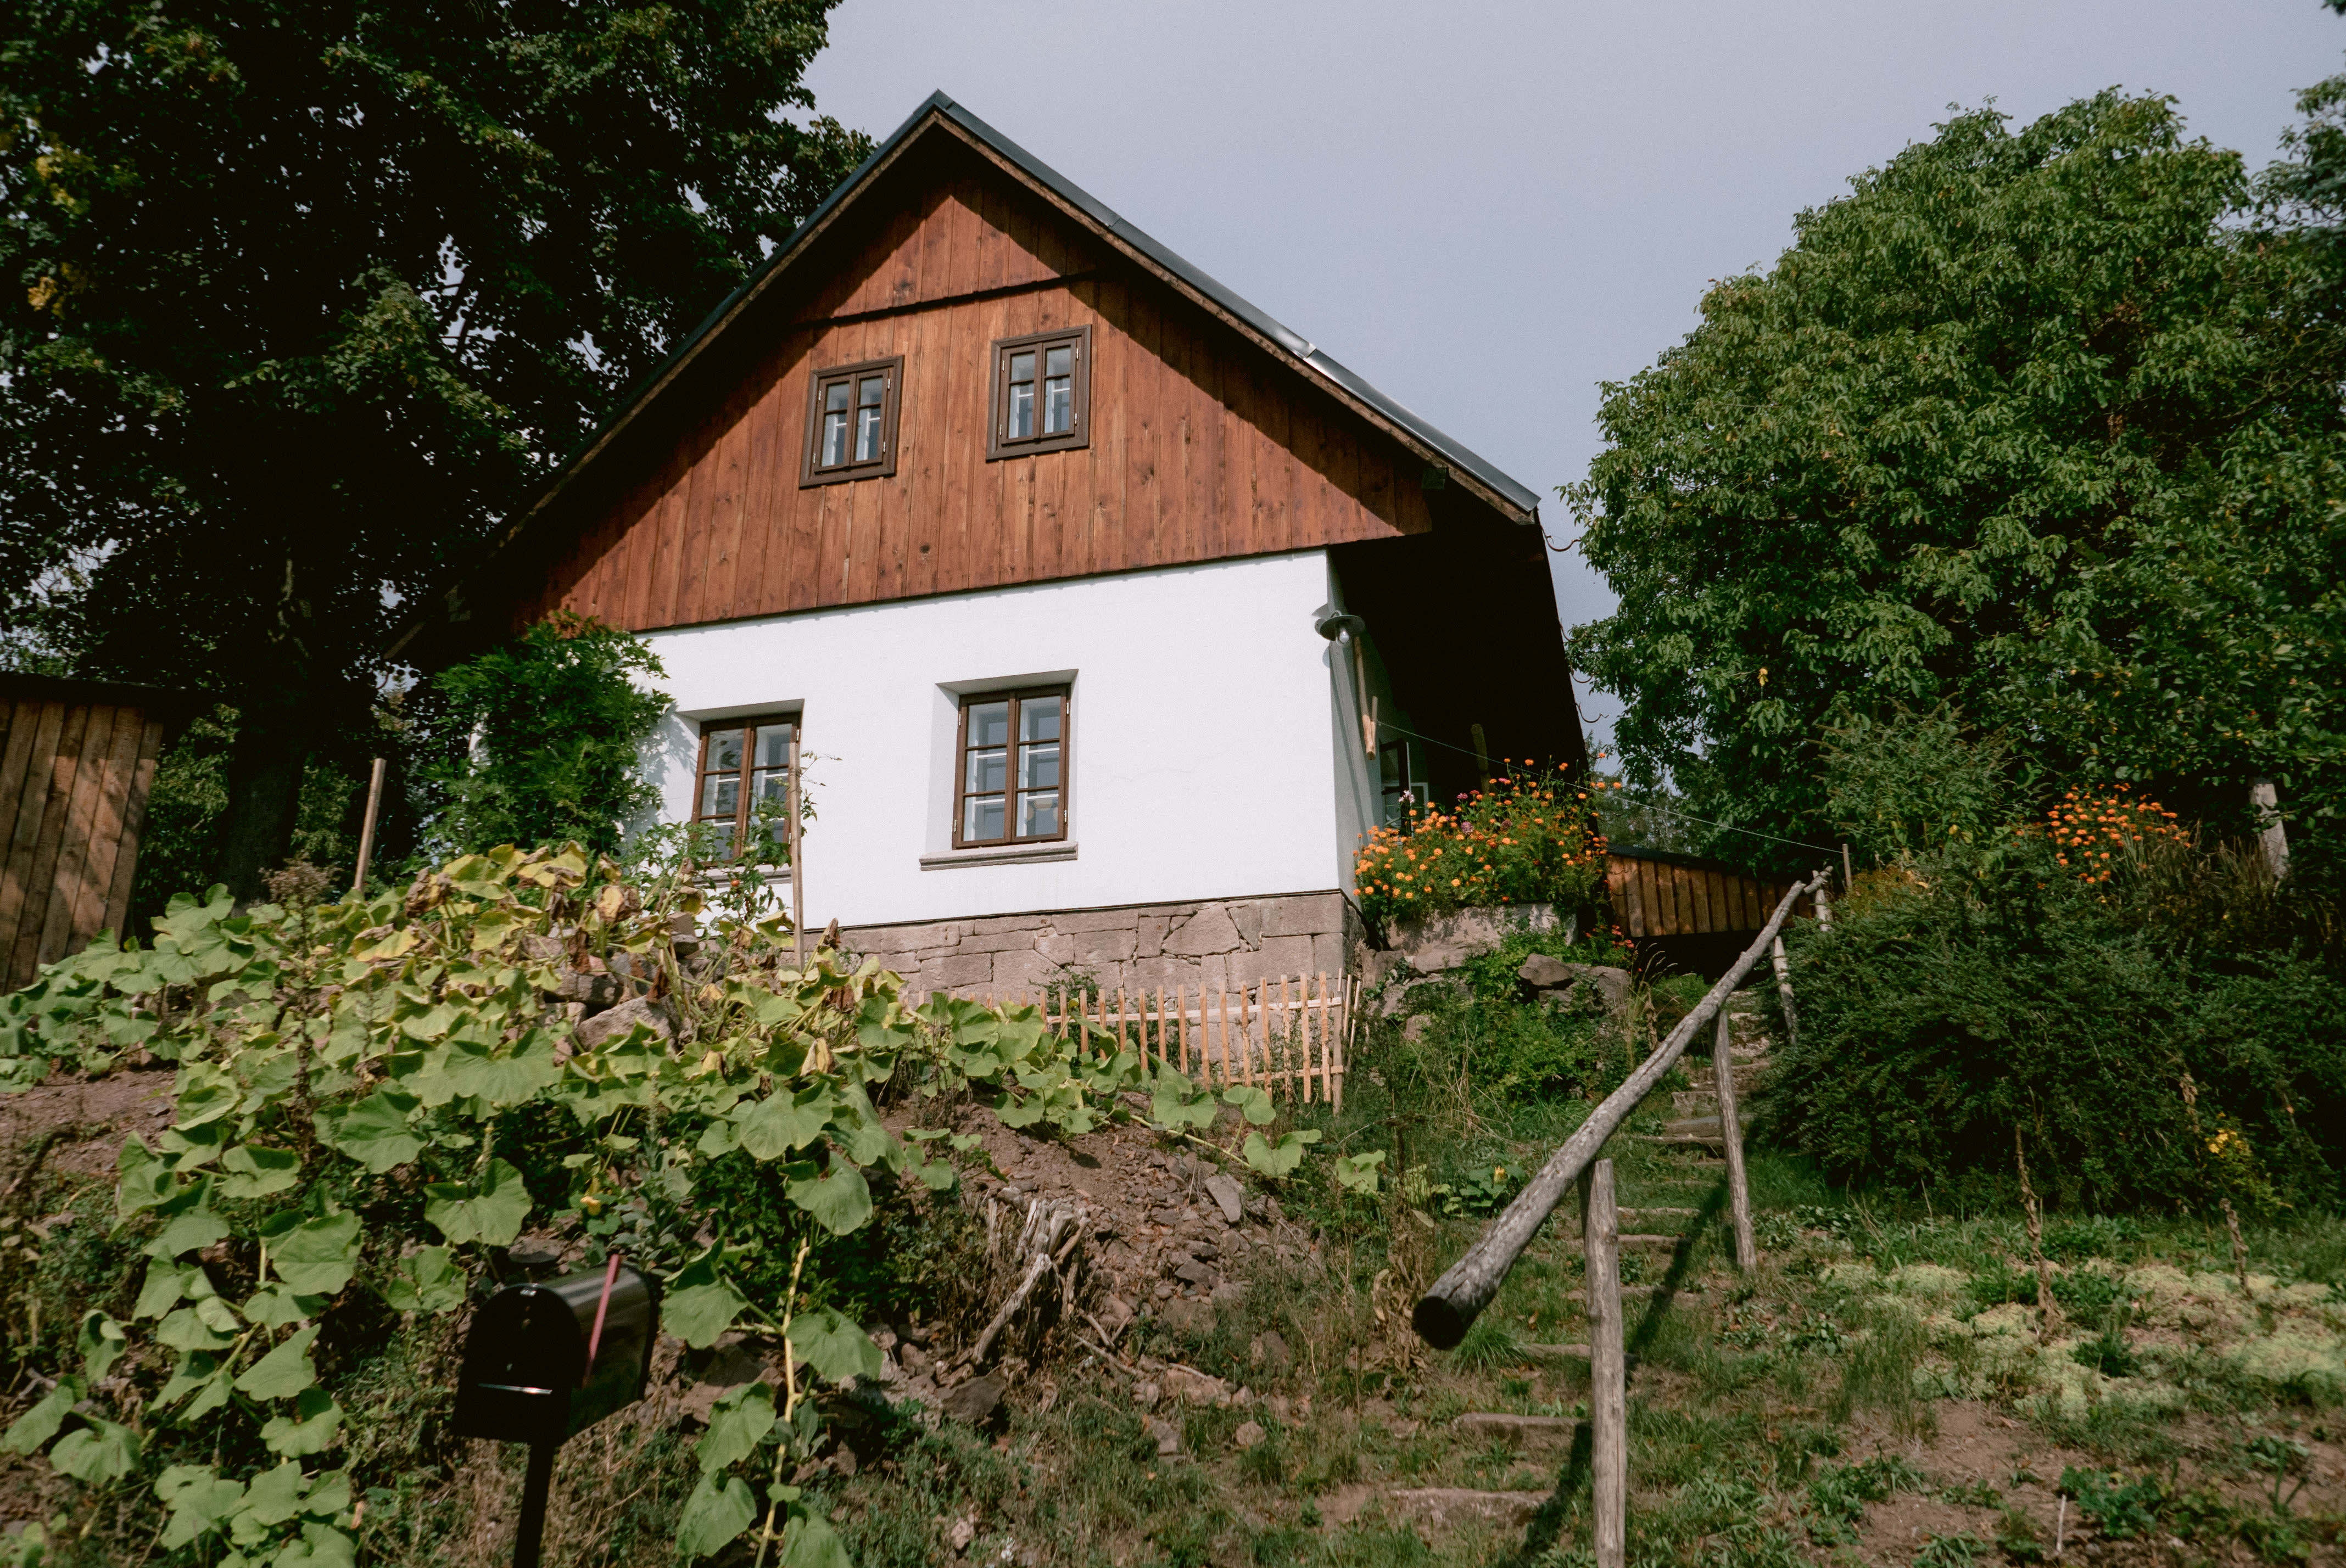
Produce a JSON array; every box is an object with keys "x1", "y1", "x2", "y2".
[
  {"x1": 424, "y1": 613, "x2": 668, "y2": 859},
  {"x1": 1566, "y1": 92, "x2": 2346, "y2": 881},
  {"x1": 0, "y1": 1, "x2": 868, "y2": 898}
]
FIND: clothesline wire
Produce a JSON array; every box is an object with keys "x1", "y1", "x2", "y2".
[{"x1": 1370, "y1": 718, "x2": 1841, "y2": 858}]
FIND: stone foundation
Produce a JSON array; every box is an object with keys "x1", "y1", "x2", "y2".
[{"x1": 840, "y1": 891, "x2": 1360, "y2": 998}]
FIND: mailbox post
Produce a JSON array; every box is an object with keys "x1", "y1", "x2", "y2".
[{"x1": 453, "y1": 1256, "x2": 660, "y2": 1568}]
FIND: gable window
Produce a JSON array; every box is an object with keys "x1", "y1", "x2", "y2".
[
  {"x1": 694, "y1": 713, "x2": 797, "y2": 860},
  {"x1": 801, "y1": 356, "x2": 901, "y2": 486},
  {"x1": 954, "y1": 688, "x2": 1069, "y2": 847},
  {"x1": 987, "y1": 328, "x2": 1090, "y2": 459}
]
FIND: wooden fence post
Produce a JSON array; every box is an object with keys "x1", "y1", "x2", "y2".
[
  {"x1": 1712, "y1": 1008, "x2": 1757, "y2": 1270},
  {"x1": 1769, "y1": 935, "x2": 1798, "y2": 1051},
  {"x1": 1582, "y1": 1157, "x2": 1626, "y2": 1568},
  {"x1": 350, "y1": 757, "x2": 387, "y2": 896}
]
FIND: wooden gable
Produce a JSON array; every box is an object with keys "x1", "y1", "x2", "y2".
[{"x1": 507, "y1": 126, "x2": 1446, "y2": 635}]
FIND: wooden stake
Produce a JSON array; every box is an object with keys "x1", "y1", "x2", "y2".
[
  {"x1": 1216, "y1": 984, "x2": 1231, "y2": 1087},
  {"x1": 1841, "y1": 842, "x2": 1853, "y2": 893},
  {"x1": 1769, "y1": 935, "x2": 1799, "y2": 1051},
  {"x1": 787, "y1": 730, "x2": 805, "y2": 972},
  {"x1": 350, "y1": 757, "x2": 387, "y2": 897},
  {"x1": 1713, "y1": 1007, "x2": 1757, "y2": 1270},
  {"x1": 1582, "y1": 1157, "x2": 1627, "y2": 1568},
  {"x1": 1177, "y1": 984, "x2": 1189, "y2": 1076},
  {"x1": 1238, "y1": 982, "x2": 1253, "y2": 1087},
  {"x1": 1118, "y1": 986, "x2": 1130, "y2": 1053}
]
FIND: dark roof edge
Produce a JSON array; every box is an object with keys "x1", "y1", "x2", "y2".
[{"x1": 923, "y1": 94, "x2": 1542, "y2": 519}]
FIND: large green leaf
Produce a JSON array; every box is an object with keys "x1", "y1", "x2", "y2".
[
  {"x1": 158, "y1": 1464, "x2": 245, "y2": 1550},
  {"x1": 663, "y1": 1255, "x2": 750, "y2": 1350},
  {"x1": 260, "y1": 1388, "x2": 345, "y2": 1458},
  {"x1": 1222, "y1": 1085, "x2": 1276, "y2": 1126},
  {"x1": 2, "y1": 1375, "x2": 82, "y2": 1453},
  {"x1": 78, "y1": 1312, "x2": 126, "y2": 1381},
  {"x1": 1150, "y1": 1069, "x2": 1217, "y2": 1133},
  {"x1": 269, "y1": 1522, "x2": 358, "y2": 1567},
  {"x1": 734, "y1": 1085, "x2": 833, "y2": 1161},
  {"x1": 786, "y1": 1308, "x2": 882, "y2": 1384},
  {"x1": 49, "y1": 1418, "x2": 138, "y2": 1483},
  {"x1": 695, "y1": 1382, "x2": 774, "y2": 1474},
  {"x1": 424, "y1": 1158, "x2": 532, "y2": 1248},
  {"x1": 115, "y1": 1134, "x2": 174, "y2": 1221},
  {"x1": 269, "y1": 1212, "x2": 363, "y2": 1296},
  {"x1": 217, "y1": 1143, "x2": 303, "y2": 1200},
  {"x1": 134, "y1": 1258, "x2": 194, "y2": 1319},
  {"x1": 143, "y1": 1180, "x2": 228, "y2": 1258},
  {"x1": 786, "y1": 1162, "x2": 872, "y2": 1235},
  {"x1": 157, "y1": 1304, "x2": 237, "y2": 1354},
  {"x1": 676, "y1": 1471, "x2": 758, "y2": 1561},
  {"x1": 238, "y1": 1460, "x2": 309, "y2": 1528},
  {"x1": 243, "y1": 1284, "x2": 326, "y2": 1331},
  {"x1": 383, "y1": 1246, "x2": 467, "y2": 1314},
  {"x1": 234, "y1": 1324, "x2": 320, "y2": 1402},
  {"x1": 780, "y1": 1509, "x2": 854, "y2": 1568},
  {"x1": 322, "y1": 1090, "x2": 424, "y2": 1173},
  {"x1": 438, "y1": 1032, "x2": 561, "y2": 1106},
  {"x1": 1243, "y1": 1128, "x2": 1320, "y2": 1179}
]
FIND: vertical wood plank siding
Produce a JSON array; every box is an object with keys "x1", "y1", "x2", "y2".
[
  {"x1": 1604, "y1": 854, "x2": 1813, "y2": 939},
  {"x1": 0, "y1": 697, "x2": 169, "y2": 992},
  {"x1": 523, "y1": 173, "x2": 1434, "y2": 634}
]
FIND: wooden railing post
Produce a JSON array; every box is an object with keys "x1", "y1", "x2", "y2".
[
  {"x1": 1582, "y1": 1157, "x2": 1626, "y2": 1568},
  {"x1": 1712, "y1": 1008, "x2": 1757, "y2": 1270}
]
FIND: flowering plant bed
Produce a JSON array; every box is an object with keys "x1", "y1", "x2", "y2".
[{"x1": 1353, "y1": 764, "x2": 1609, "y2": 931}]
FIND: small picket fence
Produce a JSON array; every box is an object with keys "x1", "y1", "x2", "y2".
[{"x1": 913, "y1": 972, "x2": 1356, "y2": 1110}]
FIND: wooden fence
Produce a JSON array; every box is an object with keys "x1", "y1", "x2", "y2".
[
  {"x1": 914, "y1": 972, "x2": 1356, "y2": 1109},
  {"x1": 1605, "y1": 849, "x2": 1815, "y2": 940},
  {"x1": 0, "y1": 676, "x2": 190, "y2": 992}
]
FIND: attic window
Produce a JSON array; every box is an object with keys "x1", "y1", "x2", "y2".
[
  {"x1": 987, "y1": 328, "x2": 1090, "y2": 459},
  {"x1": 801, "y1": 356, "x2": 901, "y2": 486}
]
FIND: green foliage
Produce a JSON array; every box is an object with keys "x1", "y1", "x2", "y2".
[
  {"x1": 1566, "y1": 89, "x2": 2346, "y2": 881},
  {"x1": 0, "y1": 0, "x2": 870, "y2": 891},
  {"x1": 1822, "y1": 707, "x2": 2018, "y2": 869},
  {"x1": 425, "y1": 614, "x2": 671, "y2": 860},
  {"x1": 1764, "y1": 831, "x2": 2346, "y2": 1210},
  {"x1": 0, "y1": 839, "x2": 1327, "y2": 1563},
  {"x1": 2060, "y1": 1467, "x2": 2169, "y2": 1540}
]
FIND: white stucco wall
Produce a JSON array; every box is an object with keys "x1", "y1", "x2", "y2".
[{"x1": 639, "y1": 550, "x2": 1351, "y2": 929}]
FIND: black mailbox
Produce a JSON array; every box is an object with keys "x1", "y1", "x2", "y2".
[{"x1": 453, "y1": 1261, "x2": 660, "y2": 1447}]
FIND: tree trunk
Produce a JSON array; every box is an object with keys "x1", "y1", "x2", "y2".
[
  {"x1": 216, "y1": 552, "x2": 320, "y2": 903},
  {"x1": 216, "y1": 705, "x2": 310, "y2": 903}
]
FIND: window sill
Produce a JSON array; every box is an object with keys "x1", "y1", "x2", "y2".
[{"x1": 920, "y1": 841, "x2": 1078, "y2": 871}]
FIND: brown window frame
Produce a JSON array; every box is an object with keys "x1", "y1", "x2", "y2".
[
  {"x1": 951, "y1": 686, "x2": 1072, "y2": 849},
  {"x1": 986, "y1": 327, "x2": 1091, "y2": 461},
  {"x1": 691, "y1": 711, "x2": 800, "y2": 863},
  {"x1": 799, "y1": 355, "x2": 903, "y2": 487}
]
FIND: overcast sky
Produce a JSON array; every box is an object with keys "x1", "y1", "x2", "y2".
[{"x1": 802, "y1": 1, "x2": 2346, "y2": 743}]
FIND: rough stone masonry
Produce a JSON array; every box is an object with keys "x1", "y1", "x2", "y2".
[{"x1": 837, "y1": 892, "x2": 1360, "y2": 1000}]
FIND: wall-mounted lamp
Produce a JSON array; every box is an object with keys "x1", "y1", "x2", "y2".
[{"x1": 1314, "y1": 611, "x2": 1377, "y2": 758}]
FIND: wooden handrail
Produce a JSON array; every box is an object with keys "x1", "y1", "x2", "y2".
[{"x1": 1411, "y1": 870, "x2": 1828, "y2": 1349}]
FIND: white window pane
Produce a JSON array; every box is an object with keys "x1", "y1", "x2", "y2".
[
  {"x1": 756, "y1": 724, "x2": 793, "y2": 770},
  {"x1": 1018, "y1": 792, "x2": 1059, "y2": 838},
  {"x1": 856, "y1": 404, "x2": 882, "y2": 462},
  {"x1": 1019, "y1": 742, "x2": 1059, "y2": 791},
  {"x1": 1045, "y1": 377, "x2": 1071, "y2": 435},
  {"x1": 753, "y1": 769, "x2": 790, "y2": 805},
  {"x1": 701, "y1": 774, "x2": 739, "y2": 817},
  {"x1": 965, "y1": 796, "x2": 1005, "y2": 841},
  {"x1": 965, "y1": 748, "x2": 1007, "y2": 794},
  {"x1": 1008, "y1": 383, "x2": 1033, "y2": 440},
  {"x1": 1019, "y1": 696, "x2": 1060, "y2": 743},
  {"x1": 968, "y1": 701, "x2": 1010, "y2": 748},
  {"x1": 825, "y1": 382, "x2": 851, "y2": 412},
  {"x1": 857, "y1": 374, "x2": 885, "y2": 408},
  {"x1": 1044, "y1": 345, "x2": 1071, "y2": 378},
  {"x1": 822, "y1": 410, "x2": 847, "y2": 467}
]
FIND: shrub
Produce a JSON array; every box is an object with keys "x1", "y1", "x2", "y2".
[
  {"x1": 1353, "y1": 764, "x2": 1608, "y2": 931},
  {"x1": 1764, "y1": 844, "x2": 2346, "y2": 1212},
  {"x1": 424, "y1": 612, "x2": 670, "y2": 860}
]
